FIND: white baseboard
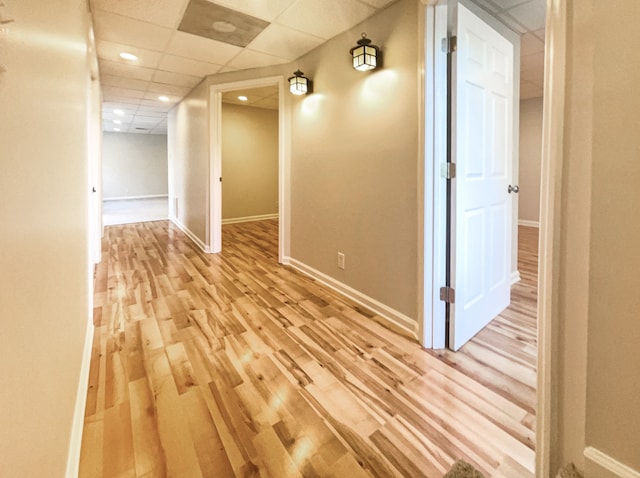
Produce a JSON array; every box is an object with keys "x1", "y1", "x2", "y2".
[
  {"x1": 518, "y1": 219, "x2": 540, "y2": 228},
  {"x1": 222, "y1": 213, "x2": 279, "y2": 225},
  {"x1": 511, "y1": 270, "x2": 521, "y2": 285},
  {"x1": 584, "y1": 447, "x2": 640, "y2": 478},
  {"x1": 103, "y1": 194, "x2": 168, "y2": 201},
  {"x1": 170, "y1": 216, "x2": 211, "y2": 253},
  {"x1": 65, "y1": 321, "x2": 94, "y2": 478},
  {"x1": 284, "y1": 257, "x2": 419, "y2": 340}
]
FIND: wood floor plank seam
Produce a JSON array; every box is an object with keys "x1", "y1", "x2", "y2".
[{"x1": 80, "y1": 220, "x2": 538, "y2": 478}]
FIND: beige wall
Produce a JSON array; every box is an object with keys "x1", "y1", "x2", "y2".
[
  {"x1": 169, "y1": 0, "x2": 422, "y2": 321},
  {"x1": 518, "y1": 97, "x2": 543, "y2": 224},
  {"x1": 0, "y1": 0, "x2": 95, "y2": 475},
  {"x1": 585, "y1": 0, "x2": 640, "y2": 473},
  {"x1": 103, "y1": 133, "x2": 168, "y2": 199},
  {"x1": 289, "y1": 0, "x2": 420, "y2": 319},
  {"x1": 221, "y1": 104, "x2": 278, "y2": 221},
  {"x1": 168, "y1": 81, "x2": 209, "y2": 242},
  {"x1": 550, "y1": 1, "x2": 640, "y2": 475}
]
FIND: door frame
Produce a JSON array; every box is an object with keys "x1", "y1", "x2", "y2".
[
  {"x1": 208, "y1": 76, "x2": 290, "y2": 262},
  {"x1": 423, "y1": 0, "x2": 565, "y2": 474},
  {"x1": 421, "y1": 0, "x2": 521, "y2": 349}
]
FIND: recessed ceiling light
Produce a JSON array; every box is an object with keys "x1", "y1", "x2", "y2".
[
  {"x1": 212, "y1": 21, "x2": 237, "y2": 33},
  {"x1": 158, "y1": 96, "x2": 170, "y2": 102},
  {"x1": 119, "y1": 52, "x2": 138, "y2": 61},
  {"x1": 114, "y1": 128, "x2": 121, "y2": 132},
  {"x1": 238, "y1": 95, "x2": 248, "y2": 101},
  {"x1": 113, "y1": 119, "x2": 122, "y2": 124},
  {"x1": 114, "y1": 109, "x2": 125, "y2": 116}
]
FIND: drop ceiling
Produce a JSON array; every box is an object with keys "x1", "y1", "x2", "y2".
[{"x1": 92, "y1": 0, "x2": 546, "y2": 135}]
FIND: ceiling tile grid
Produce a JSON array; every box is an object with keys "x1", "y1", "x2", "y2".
[{"x1": 91, "y1": 0, "x2": 545, "y2": 134}]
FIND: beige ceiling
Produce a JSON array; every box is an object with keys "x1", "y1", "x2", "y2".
[{"x1": 92, "y1": 0, "x2": 545, "y2": 135}]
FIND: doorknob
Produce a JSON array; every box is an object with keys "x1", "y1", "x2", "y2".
[{"x1": 508, "y1": 185, "x2": 519, "y2": 194}]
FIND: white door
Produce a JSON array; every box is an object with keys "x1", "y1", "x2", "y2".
[{"x1": 449, "y1": 3, "x2": 514, "y2": 350}]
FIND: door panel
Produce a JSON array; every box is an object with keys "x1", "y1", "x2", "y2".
[{"x1": 449, "y1": 3, "x2": 514, "y2": 351}]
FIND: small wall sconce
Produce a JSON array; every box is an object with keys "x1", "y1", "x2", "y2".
[
  {"x1": 350, "y1": 33, "x2": 380, "y2": 72},
  {"x1": 288, "y1": 70, "x2": 312, "y2": 95}
]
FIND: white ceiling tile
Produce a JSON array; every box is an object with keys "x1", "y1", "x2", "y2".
[
  {"x1": 471, "y1": 0, "x2": 502, "y2": 13},
  {"x1": 93, "y1": 10, "x2": 174, "y2": 52},
  {"x1": 158, "y1": 55, "x2": 223, "y2": 77},
  {"x1": 152, "y1": 70, "x2": 202, "y2": 88},
  {"x1": 356, "y1": 0, "x2": 396, "y2": 8},
  {"x1": 276, "y1": 0, "x2": 375, "y2": 40},
  {"x1": 520, "y1": 31, "x2": 544, "y2": 56},
  {"x1": 209, "y1": 0, "x2": 296, "y2": 22},
  {"x1": 507, "y1": 0, "x2": 546, "y2": 31},
  {"x1": 99, "y1": 60, "x2": 156, "y2": 82},
  {"x1": 100, "y1": 74, "x2": 150, "y2": 91},
  {"x1": 91, "y1": 0, "x2": 191, "y2": 29},
  {"x1": 96, "y1": 40, "x2": 163, "y2": 69},
  {"x1": 101, "y1": 94, "x2": 143, "y2": 105},
  {"x1": 166, "y1": 31, "x2": 243, "y2": 64},
  {"x1": 102, "y1": 85, "x2": 147, "y2": 99},
  {"x1": 131, "y1": 115, "x2": 165, "y2": 124},
  {"x1": 226, "y1": 49, "x2": 289, "y2": 70},
  {"x1": 497, "y1": 13, "x2": 528, "y2": 34},
  {"x1": 139, "y1": 99, "x2": 174, "y2": 109},
  {"x1": 247, "y1": 24, "x2": 323, "y2": 60},
  {"x1": 251, "y1": 97, "x2": 279, "y2": 110},
  {"x1": 146, "y1": 82, "x2": 191, "y2": 97},
  {"x1": 486, "y1": 0, "x2": 530, "y2": 10},
  {"x1": 104, "y1": 117, "x2": 130, "y2": 127},
  {"x1": 102, "y1": 111, "x2": 134, "y2": 122},
  {"x1": 219, "y1": 65, "x2": 241, "y2": 73},
  {"x1": 137, "y1": 105, "x2": 174, "y2": 114},
  {"x1": 102, "y1": 103, "x2": 139, "y2": 115}
]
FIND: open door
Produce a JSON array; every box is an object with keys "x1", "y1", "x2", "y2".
[{"x1": 448, "y1": 2, "x2": 515, "y2": 350}]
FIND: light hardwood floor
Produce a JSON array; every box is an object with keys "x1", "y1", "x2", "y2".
[{"x1": 80, "y1": 220, "x2": 538, "y2": 478}]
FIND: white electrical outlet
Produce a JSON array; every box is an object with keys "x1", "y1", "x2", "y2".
[{"x1": 337, "y1": 252, "x2": 345, "y2": 270}]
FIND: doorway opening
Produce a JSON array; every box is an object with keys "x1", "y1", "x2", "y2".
[
  {"x1": 422, "y1": 0, "x2": 546, "y2": 475},
  {"x1": 209, "y1": 77, "x2": 289, "y2": 263}
]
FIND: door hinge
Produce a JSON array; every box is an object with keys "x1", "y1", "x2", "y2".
[
  {"x1": 441, "y1": 36, "x2": 457, "y2": 54},
  {"x1": 440, "y1": 163, "x2": 456, "y2": 179},
  {"x1": 440, "y1": 286, "x2": 455, "y2": 303}
]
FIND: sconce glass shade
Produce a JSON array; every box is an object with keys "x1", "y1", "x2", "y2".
[
  {"x1": 350, "y1": 33, "x2": 379, "y2": 71},
  {"x1": 288, "y1": 70, "x2": 309, "y2": 95}
]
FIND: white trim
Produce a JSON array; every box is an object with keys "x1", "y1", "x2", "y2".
[
  {"x1": 103, "y1": 194, "x2": 168, "y2": 201},
  {"x1": 222, "y1": 213, "x2": 279, "y2": 225},
  {"x1": 423, "y1": 1, "x2": 449, "y2": 350},
  {"x1": 416, "y1": 0, "x2": 429, "y2": 348},
  {"x1": 584, "y1": 447, "x2": 640, "y2": 478},
  {"x1": 285, "y1": 257, "x2": 419, "y2": 341},
  {"x1": 209, "y1": 76, "x2": 289, "y2": 262},
  {"x1": 537, "y1": 1, "x2": 568, "y2": 476},
  {"x1": 518, "y1": 219, "x2": 540, "y2": 228},
  {"x1": 65, "y1": 321, "x2": 94, "y2": 478},
  {"x1": 170, "y1": 216, "x2": 210, "y2": 253},
  {"x1": 511, "y1": 270, "x2": 521, "y2": 285}
]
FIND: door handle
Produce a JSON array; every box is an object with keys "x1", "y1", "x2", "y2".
[{"x1": 508, "y1": 184, "x2": 519, "y2": 194}]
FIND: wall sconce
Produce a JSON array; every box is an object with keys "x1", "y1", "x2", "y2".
[
  {"x1": 350, "y1": 33, "x2": 380, "y2": 72},
  {"x1": 288, "y1": 70, "x2": 312, "y2": 95}
]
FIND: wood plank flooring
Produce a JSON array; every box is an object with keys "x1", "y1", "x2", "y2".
[{"x1": 80, "y1": 220, "x2": 538, "y2": 478}]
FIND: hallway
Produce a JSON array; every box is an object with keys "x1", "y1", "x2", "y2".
[{"x1": 79, "y1": 220, "x2": 537, "y2": 477}]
